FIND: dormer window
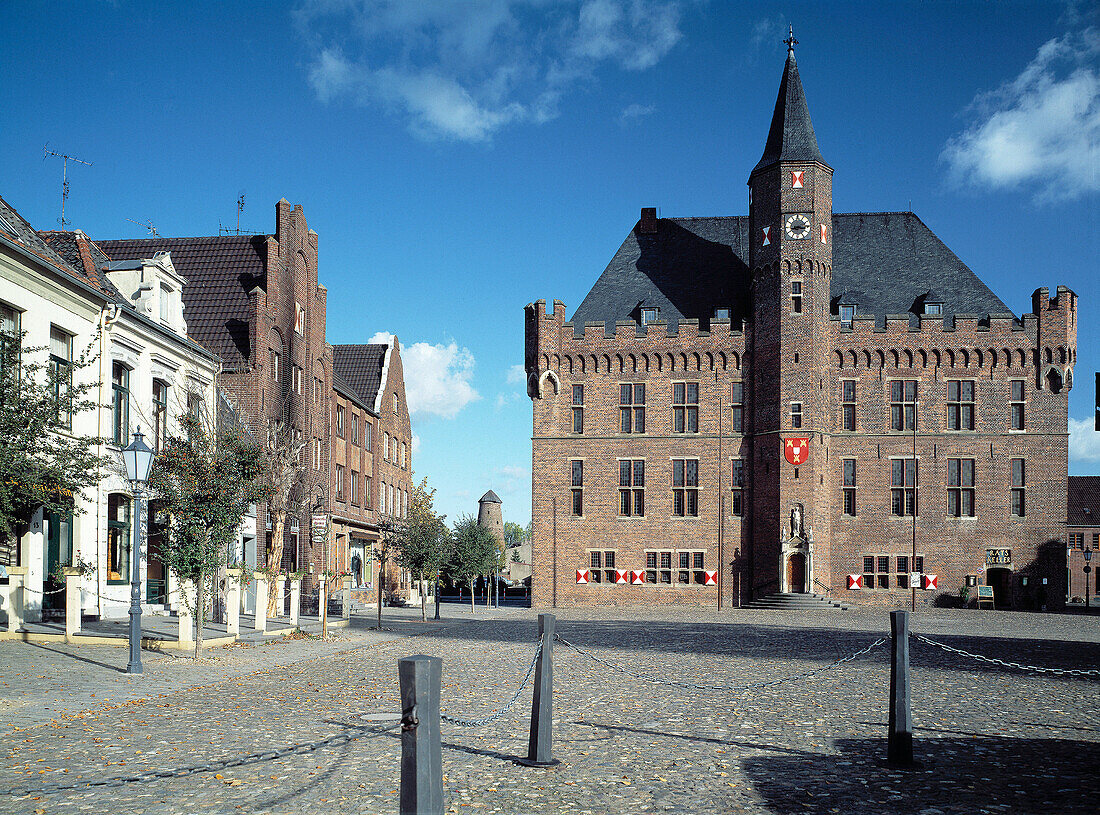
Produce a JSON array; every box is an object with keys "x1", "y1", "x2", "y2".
[
  {"x1": 714, "y1": 308, "x2": 731, "y2": 320},
  {"x1": 924, "y1": 302, "x2": 942, "y2": 316},
  {"x1": 641, "y1": 307, "x2": 659, "y2": 325},
  {"x1": 840, "y1": 305, "x2": 854, "y2": 329},
  {"x1": 159, "y1": 284, "x2": 171, "y2": 322}
]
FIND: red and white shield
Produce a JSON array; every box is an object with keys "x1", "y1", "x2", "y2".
[
  {"x1": 820, "y1": 222, "x2": 828, "y2": 244},
  {"x1": 847, "y1": 574, "x2": 863, "y2": 590},
  {"x1": 784, "y1": 437, "x2": 809, "y2": 466},
  {"x1": 630, "y1": 570, "x2": 645, "y2": 585},
  {"x1": 614, "y1": 569, "x2": 628, "y2": 585},
  {"x1": 576, "y1": 569, "x2": 589, "y2": 584},
  {"x1": 791, "y1": 170, "x2": 804, "y2": 188},
  {"x1": 761, "y1": 226, "x2": 771, "y2": 246},
  {"x1": 922, "y1": 574, "x2": 938, "y2": 590},
  {"x1": 704, "y1": 570, "x2": 718, "y2": 586}
]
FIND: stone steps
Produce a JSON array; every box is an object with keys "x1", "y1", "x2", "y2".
[{"x1": 745, "y1": 592, "x2": 850, "y2": 611}]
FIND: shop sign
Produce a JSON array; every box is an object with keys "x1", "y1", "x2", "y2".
[{"x1": 985, "y1": 548, "x2": 1012, "y2": 567}]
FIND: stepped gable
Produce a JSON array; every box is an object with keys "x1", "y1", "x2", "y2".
[
  {"x1": 569, "y1": 212, "x2": 1014, "y2": 333},
  {"x1": 332, "y1": 344, "x2": 388, "y2": 409},
  {"x1": 98, "y1": 235, "x2": 266, "y2": 368}
]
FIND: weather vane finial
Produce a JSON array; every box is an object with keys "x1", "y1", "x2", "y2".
[{"x1": 784, "y1": 24, "x2": 798, "y2": 55}]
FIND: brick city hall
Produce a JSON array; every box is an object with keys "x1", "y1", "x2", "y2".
[{"x1": 525, "y1": 40, "x2": 1075, "y2": 610}]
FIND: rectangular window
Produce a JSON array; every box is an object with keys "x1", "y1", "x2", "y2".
[
  {"x1": 571, "y1": 460, "x2": 583, "y2": 516},
  {"x1": 49, "y1": 326, "x2": 73, "y2": 430},
  {"x1": 840, "y1": 305, "x2": 854, "y2": 329},
  {"x1": 401, "y1": 441, "x2": 407, "y2": 468},
  {"x1": 730, "y1": 459, "x2": 744, "y2": 516},
  {"x1": 673, "y1": 382, "x2": 699, "y2": 433},
  {"x1": 672, "y1": 459, "x2": 699, "y2": 517},
  {"x1": 641, "y1": 307, "x2": 659, "y2": 325},
  {"x1": 112, "y1": 362, "x2": 130, "y2": 445},
  {"x1": 364, "y1": 422, "x2": 372, "y2": 452},
  {"x1": 350, "y1": 414, "x2": 359, "y2": 445},
  {"x1": 153, "y1": 379, "x2": 169, "y2": 452},
  {"x1": 619, "y1": 459, "x2": 645, "y2": 516},
  {"x1": 646, "y1": 550, "x2": 672, "y2": 584},
  {"x1": 336, "y1": 463, "x2": 345, "y2": 500},
  {"x1": 0, "y1": 303, "x2": 20, "y2": 402},
  {"x1": 730, "y1": 382, "x2": 743, "y2": 433},
  {"x1": 384, "y1": 432, "x2": 390, "y2": 462},
  {"x1": 572, "y1": 384, "x2": 584, "y2": 434},
  {"x1": 313, "y1": 438, "x2": 321, "y2": 470},
  {"x1": 1012, "y1": 458, "x2": 1026, "y2": 517},
  {"x1": 160, "y1": 284, "x2": 171, "y2": 322},
  {"x1": 351, "y1": 469, "x2": 359, "y2": 505},
  {"x1": 790, "y1": 402, "x2": 803, "y2": 429},
  {"x1": 271, "y1": 350, "x2": 279, "y2": 382},
  {"x1": 336, "y1": 405, "x2": 345, "y2": 438},
  {"x1": 293, "y1": 364, "x2": 302, "y2": 395},
  {"x1": 843, "y1": 459, "x2": 856, "y2": 516},
  {"x1": 364, "y1": 475, "x2": 372, "y2": 509},
  {"x1": 947, "y1": 380, "x2": 975, "y2": 430},
  {"x1": 947, "y1": 459, "x2": 976, "y2": 517},
  {"x1": 841, "y1": 380, "x2": 856, "y2": 431},
  {"x1": 891, "y1": 458, "x2": 918, "y2": 516},
  {"x1": 620, "y1": 383, "x2": 645, "y2": 433},
  {"x1": 587, "y1": 550, "x2": 617, "y2": 584},
  {"x1": 1010, "y1": 380, "x2": 1025, "y2": 430},
  {"x1": 890, "y1": 380, "x2": 918, "y2": 431},
  {"x1": 675, "y1": 551, "x2": 707, "y2": 585},
  {"x1": 1070, "y1": 532, "x2": 1083, "y2": 549},
  {"x1": 106, "y1": 494, "x2": 131, "y2": 583},
  {"x1": 791, "y1": 280, "x2": 803, "y2": 314}
]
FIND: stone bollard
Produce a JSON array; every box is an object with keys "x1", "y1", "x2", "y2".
[
  {"x1": 290, "y1": 577, "x2": 301, "y2": 626},
  {"x1": 63, "y1": 567, "x2": 82, "y2": 643},
  {"x1": 177, "y1": 580, "x2": 195, "y2": 647},
  {"x1": 342, "y1": 576, "x2": 352, "y2": 619},
  {"x1": 888, "y1": 610, "x2": 914, "y2": 767},
  {"x1": 518, "y1": 613, "x2": 558, "y2": 767},
  {"x1": 254, "y1": 572, "x2": 269, "y2": 633},
  {"x1": 399, "y1": 655, "x2": 443, "y2": 815},
  {"x1": 2, "y1": 566, "x2": 27, "y2": 631},
  {"x1": 272, "y1": 575, "x2": 286, "y2": 618},
  {"x1": 226, "y1": 568, "x2": 242, "y2": 637}
]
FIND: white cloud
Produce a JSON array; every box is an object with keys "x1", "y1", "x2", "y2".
[
  {"x1": 370, "y1": 331, "x2": 479, "y2": 418},
  {"x1": 1070, "y1": 417, "x2": 1100, "y2": 462},
  {"x1": 411, "y1": 433, "x2": 421, "y2": 455},
  {"x1": 619, "y1": 102, "x2": 655, "y2": 124},
  {"x1": 942, "y1": 28, "x2": 1100, "y2": 201},
  {"x1": 506, "y1": 363, "x2": 526, "y2": 384},
  {"x1": 297, "y1": 0, "x2": 685, "y2": 141}
]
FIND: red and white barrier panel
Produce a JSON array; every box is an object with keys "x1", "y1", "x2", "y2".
[
  {"x1": 704, "y1": 570, "x2": 718, "y2": 585},
  {"x1": 576, "y1": 569, "x2": 589, "y2": 584},
  {"x1": 630, "y1": 570, "x2": 645, "y2": 585},
  {"x1": 614, "y1": 569, "x2": 628, "y2": 584},
  {"x1": 922, "y1": 573, "x2": 938, "y2": 590},
  {"x1": 847, "y1": 574, "x2": 862, "y2": 590}
]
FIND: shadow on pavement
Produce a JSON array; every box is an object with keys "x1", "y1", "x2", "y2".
[{"x1": 27, "y1": 640, "x2": 127, "y2": 673}]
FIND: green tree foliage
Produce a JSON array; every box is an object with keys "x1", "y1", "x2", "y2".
[
  {"x1": 147, "y1": 413, "x2": 269, "y2": 659},
  {"x1": 503, "y1": 520, "x2": 527, "y2": 548},
  {"x1": 393, "y1": 478, "x2": 450, "y2": 621},
  {"x1": 447, "y1": 515, "x2": 498, "y2": 612}
]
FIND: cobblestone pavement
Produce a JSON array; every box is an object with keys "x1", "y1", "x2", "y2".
[{"x1": 1, "y1": 605, "x2": 1097, "y2": 814}]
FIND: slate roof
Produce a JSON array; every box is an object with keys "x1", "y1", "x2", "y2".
[
  {"x1": 1068, "y1": 476, "x2": 1100, "y2": 526},
  {"x1": 479, "y1": 490, "x2": 502, "y2": 504},
  {"x1": 332, "y1": 344, "x2": 389, "y2": 411},
  {"x1": 569, "y1": 212, "x2": 1014, "y2": 332},
  {"x1": 0, "y1": 195, "x2": 88, "y2": 280},
  {"x1": 752, "y1": 49, "x2": 828, "y2": 176},
  {"x1": 37, "y1": 231, "x2": 123, "y2": 299},
  {"x1": 97, "y1": 236, "x2": 267, "y2": 368}
]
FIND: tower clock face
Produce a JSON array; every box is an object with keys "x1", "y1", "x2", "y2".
[{"x1": 784, "y1": 214, "x2": 812, "y2": 240}]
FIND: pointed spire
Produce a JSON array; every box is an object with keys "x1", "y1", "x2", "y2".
[{"x1": 751, "y1": 28, "x2": 829, "y2": 177}]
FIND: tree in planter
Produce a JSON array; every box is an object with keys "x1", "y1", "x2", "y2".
[
  {"x1": 393, "y1": 478, "x2": 450, "y2": 622},
  {"x1": 258, "y1": 419, "x2": 306, "y2": 618},
  {"x1": 0, "y1": 332, "x2": 104, "y2": 562},
  {"x1": 147, "y1": 412, "x2": 268, "y2": 659},
  {"x1": 447, "y1": 516, "x2": 498, "y2": 613}
]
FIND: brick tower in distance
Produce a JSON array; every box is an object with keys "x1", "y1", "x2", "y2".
[
  {"x1": 478, "y1": 490, "x2": 504, "y2": 546},
  {"x1": 747, "y1": 31, "x2": 834, "y2": 594}
]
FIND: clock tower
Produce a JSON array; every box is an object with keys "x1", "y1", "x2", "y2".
[{"x1": 747, "y1": 29, "x2": 834, "y2": 596}]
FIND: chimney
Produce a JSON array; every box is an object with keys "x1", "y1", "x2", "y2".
[{"x1": 639, "y1": 207, "x2": 658, "y2": 235}]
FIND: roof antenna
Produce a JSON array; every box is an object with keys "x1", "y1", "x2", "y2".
[
  {"x1": 237, "y1": 192, "x2": 245, "y2": 233},
  {"x1": 126, "y1": 218, "x2": 160, "y2": 237},
  {"x1": 43, "y1": 144, "x2": 92, "y2": 229},
  {"x1": 220, "y1": 192, "x2": 258, "y2": 235}
]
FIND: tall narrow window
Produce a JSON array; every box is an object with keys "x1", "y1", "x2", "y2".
[
  {"x1": 790, "y1": 402, "x2": 803, "y2": 429},
  {"x1": 0, "y1": 303, "x2": 20, "y2": 402},
  {"x1": 730, "y1": 459, "x2": 745, "y2": 517},
  {"x1": 947, "y1": 380, "x2": 975, "y2": 430},
  {"x1": 571, "y1": 460, "x2": 583, "y2": 516},
  {"x1": 159, "y1": 284, "x2": 171, "y2": 322},
  {"x1": 672, "y1": 459, "x2": 699, "y2": 516},
  {"x1": 730, "y1": 382, "x2": 744, "y2": 433},
  {"x1": 49, "y1": 326, "x2": 73, "y2": 430},
  {"x1": 336, "y1": 463, "x2": 345, "y2": 500},
  {"x1": 891, "y1": 458, "x2": 917, "y2": 516},
  {"x1": 350, "y1": 414, "x2": 359, "y2": 445},
  {"x1": 841, "y1": 380, "x2": 856, "y2": 431},
  {"x1": 364, "y1": 475, "x2": 372, "y2": 509},
  {"x1": 336, "y1": 405, "x2": 345, "y2": 438},
  {"x1": 271, "y1": 350, "x2": 280, "y2": 383},
  {"x1": 620, "y1": 383, "x2": 645, "y2": 433},
  {"x1": 1010, "y1": 380, "x2": 1025, "y2": 430},
  {"x1": 401, "y1": 441, "x2": 407, "y2": 468},
  {"x1": 350, "y1": 469, "x2": 359, "y2": 505},
  {"x1": 107, "y1": 494, "x2": 131, "y2": 583},
  {"x1": 152, "y1": 380, "x2": 169, "y2": 452},
  {"x1": 843, "y1": 459, "x2": 856, "y2": 516},
  {"x1": 313, "y1": 438, "x2": 321, "y2": 470},
  {"x1": 673, "y1": 382, "x2": 699, "y2": 433},
  {"x1": 588, "y1": 550, "x2": 617, "y2": 584},
  {"x1": 1012, "y1": 458, "x2": 1026, "y2": 517},
  {"x1": 619, "y1": 459, "x2": 645, "y2": 516},
  {"x1": 947, "y1": 458, "x2": 975, "y2": 517},
  {"x1": 840, "y1": 305, "x2": 854, "y2": 329},
  {"x1": 112, "y1": 362, "x2": 130, "y2": 445},
  {"x1": 571, "y1": 384, "x2": 584, "y2": 434},
  {"x1": 890, "y1": 380, "x2": 918, "y2": 430},
  {"x1": 364, "y1": 422, "x2": 372, "y2": 452},
  {"x1": 791, "y1": 280, "x2": 803, "y2": 313},
  {"x1": 292, "y1": 364, "x2": 302, "y2": 394}
]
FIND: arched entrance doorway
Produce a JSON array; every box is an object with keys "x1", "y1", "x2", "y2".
[{"x1": 787, "y1": 553, "x2": 807, "y2": 593}]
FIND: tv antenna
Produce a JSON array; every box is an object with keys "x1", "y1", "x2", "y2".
[
  {"x1": 219, "y1": 192, "x2": 258, "y2": 235},
  {"x1": 43, "y1": 145, "x2": 92, "y2": 229},
  {"x1": 126, "y1": 218, "x2": 160, "y2": 237}
]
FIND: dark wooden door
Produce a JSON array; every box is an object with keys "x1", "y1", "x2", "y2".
[{"x1": 788, "y1": 553, "x2": 806, "y2": 593}]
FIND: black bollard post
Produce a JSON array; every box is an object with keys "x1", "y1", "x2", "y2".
[
  {"x1": 399, "y1": 655, "x2": 443, "y2": 815},
  {"x1": 517, "y1": 613, "x2": 559, "y2": 767},
  {"x1": 887, "y1": 610, "x2": 914, "y2": 767}
]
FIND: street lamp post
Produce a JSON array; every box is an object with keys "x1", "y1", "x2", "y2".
[
  {"x1": 122, "y1": 428, "x2": 154, "y2": 675},
  {"x1": 1084, "y1": 547, "x2": 1093, "y2": 609},
  {"x1": 911, "y1": 400, "x2": 919, "y2": 613}
]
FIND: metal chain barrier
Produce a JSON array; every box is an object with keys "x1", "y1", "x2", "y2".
[
  {"x1": 440, "y1": 641, "x2": 543, "y2": 727},
  {"x1": 912, "y1": 634, "x2": 1100, "y2": 677},
  {"x1": 555, "y1": 633, "x2": 887, "y2": 695},
  {"x1": 5, "y1": 720, "x2": 401, "y2": 798}
]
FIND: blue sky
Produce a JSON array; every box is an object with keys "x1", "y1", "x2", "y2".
[{"x1": 3, "y1": 1, "x2": 1099, "y2": 527}]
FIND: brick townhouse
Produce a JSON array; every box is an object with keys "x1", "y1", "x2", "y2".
[
  {"x1": 1067, "y1": 476, "x2": 1100, "y2": 604},
  {"x1": 525, "y1": 39, "x2": 1074, "y2": 610}
]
